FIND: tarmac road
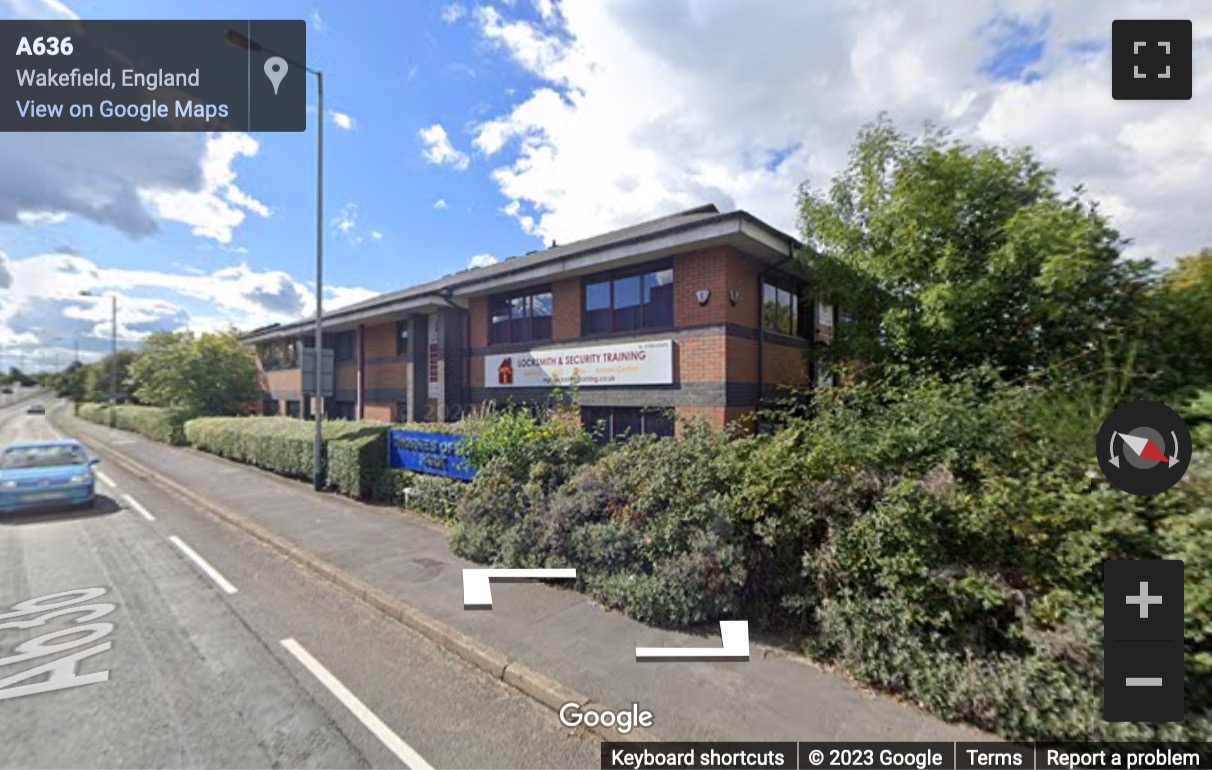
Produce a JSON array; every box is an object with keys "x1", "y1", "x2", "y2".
[{"x1": 0, "y1": 395, "x2": 599, "y2": 769}]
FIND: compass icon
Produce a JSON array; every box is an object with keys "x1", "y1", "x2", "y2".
[{"x1": 1098, "y1": 400, "x2": 1191, "y2": 495}]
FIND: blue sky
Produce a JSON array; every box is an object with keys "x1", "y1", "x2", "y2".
[{"x1": 1, "y1": 0, "x2": 1209, "y2": 370}]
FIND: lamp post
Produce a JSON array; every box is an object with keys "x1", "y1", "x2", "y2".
[
  {"x1": 80, "y1": 292, "x2": 119, "y2": 426},
  {"x1": 226, "y1": 29, "x2": 326, "y2": 490}
]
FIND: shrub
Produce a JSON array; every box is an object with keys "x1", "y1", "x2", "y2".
[
  {"x1": 371, "y1": 467, "x2": 466, "y2": 521},
  {"x1": 76, "y1": 404, "x2": 190, "y2": 445},
  {"x1": 451, "y1": 424, "x2": 749, "y2": 627},
  {"x1": 184, "y1": 416, "x2": 386, "y2": 490},
  {"x1": 326, "y1": 430, "x2": 387, "y2": 500}
]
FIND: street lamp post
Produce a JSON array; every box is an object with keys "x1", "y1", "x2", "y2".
[
  {"x1": 226, "y1": 29, "x2": 325, "y2": 490},
  {"x1": 109, "y1": 295, "x2": 117, "y2": 425}
]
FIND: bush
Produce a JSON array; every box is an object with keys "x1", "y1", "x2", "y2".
[
  {"x1": 371, "y1": 468, "x2": 466, "y2": 521},
  {"x1": 451, "y1": 423, "x2": 749, "y2": 627},
  {"x1": 326, "y1": 430, "x2": 387, "y2": 500},
  {"x1": 184, "y1": 416, "x2": 386, "y2": 493},
  {"x1": 77, "y1": 404, "x2": 190, "y2": 445}
]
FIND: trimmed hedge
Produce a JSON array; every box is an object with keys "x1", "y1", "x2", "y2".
[
  {"x1": 371, "y1": 467, "x2": 465, "y2": 521},
  {"x1": 77, "y1": 403, "x2": 190, "y2": 445},
  {"x1": 184, "y1": 416, "x2": 388, "y2": 496},
  {"x1": 327, "y1": 430, "x2": 388, "y2": 499}
]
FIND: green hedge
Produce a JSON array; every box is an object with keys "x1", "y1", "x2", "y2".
[
  {"x1": 327, "y1": 430, "x2": 388, "y2": 499},
  {"x1": 371, "y1": 468, "x2": 465, "y2": 521},
  {"x1": 77, "y1": 403, "x2": 190, "y2": 445},
  {"x1": 184, "y1": 416, "x2": 388, "y2": 496}
]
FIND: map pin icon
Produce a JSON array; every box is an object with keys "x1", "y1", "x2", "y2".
[{"x1": 264, "y1": 56, "x2": 288, "y2": 95}]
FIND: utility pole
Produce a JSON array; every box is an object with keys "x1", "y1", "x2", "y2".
[{"x1": 110, "y1": 296, "x2": 118, "y2": 426}]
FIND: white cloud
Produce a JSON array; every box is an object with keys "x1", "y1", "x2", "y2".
[
  {"x1": 441, "y1": 3, "x2": 465, "y2": 24},
  {"x1": 310, "y1": 9, "x2": 326, "y2": 33},
  {"x1": 469, "y1": 0, "x2": 1212, "y2": 263},
  {"x1": 418, "y1": 123, "x2": 471, "y2": 170},
  {"x1": 0, "y1": 247, "x2": 378, "y2": 369},
  {"x1": 468, "y1": 253, "x2": 498, "y2": 269},
  {"x1": 433, "y1": 198, "x2": 448, "y2": 209},
  {"x1": 329, "y1": 203, "x2": 382, "y2": 245},
  {"x1": 329, "y1": 110, "x2": 356, "y2": 130},
  {"x1": 140, "y1": 133, "x2": 270, "y2": 244}
]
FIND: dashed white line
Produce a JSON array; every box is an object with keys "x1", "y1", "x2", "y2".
[
  {"x1": 168, "y1": 536, "x2": 238, "y2": 594},
  {"x1": 94, "y1": 469, "x2": 117, "y2": 489},
  {"x1": 123, "y1": 494, "x2": 155, "y2": 521},
  {"x1": 280, "y1": 638, "x2": 434, "y2": 770}
]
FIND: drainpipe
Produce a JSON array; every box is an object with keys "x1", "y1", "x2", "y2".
[{"x1": 356, "y1": 323, "x2": 365, "y2": 420}]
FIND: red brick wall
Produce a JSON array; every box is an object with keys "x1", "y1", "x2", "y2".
[
  {"x1": 673, "y1": 248, "x2": 729, "y2": 328},
  {"x1": 552, "y1": 277, "x2": 581, "y2": 340},
  {"x1": 676, "y1": 335, "x2": 728, "y2": 384},
  {"x1": 363, "y1": 321, "x2": 397, "y2": 358},
  {"x1": 724, "y1": 251, "x2": 763, "y2": 329},
  {"x1": 363, "y1": 403, "x2": 394, "y2": 422},
  {"x1": 262, "y1": 368, "x2": 299, "y2": 392},
  {"x1": 364, "y1": 361, "x2": 407, "y2": 390},
  {"x1": 726, "y1": 337, "x2": 808, "y2": 387},
  {"x1": 468, "y1": 297, "x2": 489, "y2": 348}
]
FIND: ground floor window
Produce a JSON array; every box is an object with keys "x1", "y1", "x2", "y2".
[
  {"x1": 582, "y1": 407, "x2": 674, "y2": 444},
  {"x1": 262, "y1": 398, "x2": 279, "y2": 416},
  {"x1": 327, "y1": 400, "x2": 356, "y2": 420},
  {"x1": 285, "y1": 400, "x2": 301, "y2": 418}
]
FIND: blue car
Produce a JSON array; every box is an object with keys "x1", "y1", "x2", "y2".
[{"x1": 0, "y1": 440, "x2": 100, "y2": 515}]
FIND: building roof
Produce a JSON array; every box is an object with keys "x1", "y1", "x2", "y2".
[{"x1": 242, "y1": 203, "x2": 803, "y2": 343}]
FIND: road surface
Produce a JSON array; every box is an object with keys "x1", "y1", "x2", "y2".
[{"x1": 0, "y1": 395, "x2": 599, "y2": 769}]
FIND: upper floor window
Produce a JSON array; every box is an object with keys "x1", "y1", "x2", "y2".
[
  {"x1": 258, "y1": 339, "x2": 299, "y2": 370},
  {"x1": 762, "y1": 274, "x2": 804, "y2": 337},
  {"x1": 334, "y1": 330, "x2": 356, "y2": 362},
  {"x1": 396, "y1": 321, "x2": 410, "y2": 356},
  {"x1": 583, "y1": 261, "x2": 673, "y2": 335},
  {"x1": 490, "y1": 286, "x2": 552, "y2": 345}
]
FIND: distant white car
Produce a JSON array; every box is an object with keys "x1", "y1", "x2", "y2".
[{"x1": 27, "y1": 403, "x2": 46, "y2": 415}]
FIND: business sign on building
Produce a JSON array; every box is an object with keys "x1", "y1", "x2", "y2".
[
  {"x1": 387, "y1": 430, "x2": 475, "y2": 481},
  {"x1": 484, "y1": 339, "x2": 673, "y2": 388}
]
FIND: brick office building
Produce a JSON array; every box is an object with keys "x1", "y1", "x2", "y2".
[{"x1": 242, "y1": 204, "x2": 836, "y2": 438}]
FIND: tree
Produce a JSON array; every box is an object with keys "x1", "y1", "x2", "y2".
[
  {"x1": 84, "y1": 350, "x2": 141, "y2": 402},
  {"x1": 1148, "y1": 248, "x2": 1212, "y2": 393},
  {"x1": 129, "y1": 329, "x2": 260, "y2": 416},
  {"x1": 798, "y1": 116, "x2": 1154, "y2": 380},
  {"x1": 50, "y1": 361, "x2": 88, "y2": 401}
]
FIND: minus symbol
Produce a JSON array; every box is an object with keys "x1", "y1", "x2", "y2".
[{"x1": 1126, "y1": 677, "x2": 1163, "y2": 687}]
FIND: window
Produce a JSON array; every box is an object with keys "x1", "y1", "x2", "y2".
[
  {"x1": 285, "y1": 400, "x2": 301, "y2": 418},
  {"x1": 258, "y1": 339, "x2": 299, "y2": 370},
  {"x1": 762, "y1": 275, "x2": 803, "y2": 337},
  {"x1": 583, "y1": 261, "x2": 673, "y2": 335},
  {"x1": 817, "y1": 302, "x2": 834, "y2": 327},
  {"x1": 261, "y1": 398, "x2": 279, "y2": 416},
  {"x1": 396, "y1": 321, "x2": 410, "y2": 356},
  {"x1": 582, "y1": 407, "x2": 675, "y2": 445},
  {"x1": 489, "y1": 286, "x2": 553, "y2": 344},
  {"x1": 334, "y1": 330, "x2": 356, "y2": 362},
  {"x1": 327, "y1": 400, "x2": 356, "y2": 420}
]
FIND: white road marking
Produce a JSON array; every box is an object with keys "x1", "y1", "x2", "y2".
[
  {"x1": 168, "y1": 536, "x2": 237, "y2": 595},
  {"x1": 94, "y1": 470, "x2": 117, "y2": 489},
  {"x1": 280, "y1": 638, "x2": 434, "y2": 770},
  {"x1": 122, "y1": 494, "x2": 154, "y2": 522}
]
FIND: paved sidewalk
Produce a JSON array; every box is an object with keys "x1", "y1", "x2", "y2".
[{"x1": 59, "y1": 408, "x2": 989, "y2": 744}]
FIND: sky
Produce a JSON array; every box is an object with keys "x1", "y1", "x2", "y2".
[{"x1": 0, "y1": 0, "x2": 1210, "y2": 371}]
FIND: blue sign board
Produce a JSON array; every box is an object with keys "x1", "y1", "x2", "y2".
[{"x1": 387, "y1": 430, "x2": 476, "y2": 481}]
